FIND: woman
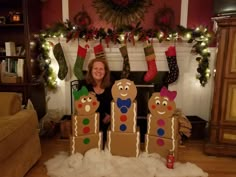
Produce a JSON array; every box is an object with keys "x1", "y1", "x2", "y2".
[{"x1": 79, "y1": 57, "x2": 112, "y2": 148}]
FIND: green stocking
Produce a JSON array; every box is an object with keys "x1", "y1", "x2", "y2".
[
  {"x1": 53, "y1": 43, "x2": 68, "y2": 80},
  {"x1": 119, "y1": 45, "x2": 130, "y2": 78},
  {"x1": 73, "y1": 45, "x2": 87, "y2": 80}
]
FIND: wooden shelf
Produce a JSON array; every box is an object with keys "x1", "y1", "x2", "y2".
[
  {"x1": 0, "y1": 23, "x2": 24, "y2": 27},
  {"x1": 0, "y1": 56, "x2": 26, "y2": 60},
  {"x1": 0, "y1": 82, "x2": 41, "y2": 86}
]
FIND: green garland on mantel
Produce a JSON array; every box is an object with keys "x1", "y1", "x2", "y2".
[{"x1": 37, "y1": 20, "x2": 213, "y2": 89}]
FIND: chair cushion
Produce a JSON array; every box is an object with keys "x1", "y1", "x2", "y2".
[{"x1": 0, "y1": 92, "x2": 22, "y2": 116}]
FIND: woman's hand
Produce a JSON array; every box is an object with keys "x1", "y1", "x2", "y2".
[{"x1": 103, "y1": 114, "x2": 111, "y2": 124}]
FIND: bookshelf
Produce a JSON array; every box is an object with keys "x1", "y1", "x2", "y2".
[{"x1": 0, "y1": 0, "x2": 46, "y2": 119}]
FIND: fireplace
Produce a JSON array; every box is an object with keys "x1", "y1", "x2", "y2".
[{"x1": 47, "y1": 39, "x2": 215, "y2": 125}]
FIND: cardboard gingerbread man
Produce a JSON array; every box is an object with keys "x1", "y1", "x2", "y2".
[
  {"x1": 145, "y1": 86, "x2": 179, "y2": 159},
  {"x1": 70, "y1": 86, "x2": 103, "y2": 155},
  {"x1": 107, "y1": 78, "x2": 140, "y2": 157}
]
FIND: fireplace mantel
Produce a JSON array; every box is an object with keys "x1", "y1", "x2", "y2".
[{"x1": 47, "y1": 38, "x2": 216, "y2": 121}]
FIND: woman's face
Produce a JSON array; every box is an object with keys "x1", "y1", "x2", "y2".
[{"x1": 91, "y1": 61, "x2": 105, "y2": 82}]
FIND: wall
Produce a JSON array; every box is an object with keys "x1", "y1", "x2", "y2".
[{"x1": 41, "y1": 0, "x2": 214, "y2": 29}]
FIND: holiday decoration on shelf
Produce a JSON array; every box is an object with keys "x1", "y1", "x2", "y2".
[
  {"x1": 92, "y1": 0, "x2": 152, "y2": 27},
  {"x1": 165, "y1": 46, "x2": 179, "y2": 84},
  {"x1": 38, "y1": 19, "x2": 213, "y2": 89},
  {"x1": 53, "y1": 43, "x2": 68, "y2": 80},
  {"x1": 73, "y1": 45, "x2": 87, "y2": 80},
  {"x1": 119, "y1": 45, "x2": 130, "y2": 79},
  {"x1": 143, "y1": 45, "x2": 158, "y2": 82}
]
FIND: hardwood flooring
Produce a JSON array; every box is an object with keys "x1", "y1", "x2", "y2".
[{"x1": 25, "y1": 134, "x2": 236, "y2": 177}]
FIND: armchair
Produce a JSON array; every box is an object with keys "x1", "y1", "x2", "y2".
[{"x1": 0, "y1": 92, "x2": 41, "y2": 177}]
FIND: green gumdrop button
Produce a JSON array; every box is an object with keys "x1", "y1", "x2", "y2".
[
  {"x1": 83, "y1": 138, "x2": 90, "y2": 144},
  {"x1": 83, "y1": 118, "x2": 90, "y2": 125}
]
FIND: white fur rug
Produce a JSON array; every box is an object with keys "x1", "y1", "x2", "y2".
[{"x1": 45, "y1": 148, "x2": 208, "y2": 177}]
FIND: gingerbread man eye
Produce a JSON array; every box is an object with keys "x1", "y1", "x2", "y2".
[
  {"x1": 118, "y1": 85, "x2": 123, "y2": 90},
  {"x1": 124, "y1": 85, "x2": 129, "y2": 90},
  {"x1": 81, "y1": 97, "x2": 86, "y2": 103},
  {"x1": 87, "y1": 97, "x2": 92, "y2": 102},
  {"x1": 162, "y1": 101, "x2": 168, "y2": 106},
  {"x1": 155, "y1": 100, "x2": 161, "y2": 105}
]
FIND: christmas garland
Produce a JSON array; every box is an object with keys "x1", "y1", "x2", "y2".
[{"x1": 38, "y1": 21, "x2": 212, "y2": 89}]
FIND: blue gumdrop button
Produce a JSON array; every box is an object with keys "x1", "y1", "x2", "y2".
[
  {"x1": 120, "y1": 124, "x2": 127, "y2": 131},
  {"x1": 120, "y1": 106, "x2": 128, "y2": 113},
  {"x1": 157, "y1": 128, "x2": 165, "y2": 136}
]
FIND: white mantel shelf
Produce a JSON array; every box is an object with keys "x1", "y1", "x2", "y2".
[{"x1": 47, "y1": 38, "x2": 216, "y2": 122}]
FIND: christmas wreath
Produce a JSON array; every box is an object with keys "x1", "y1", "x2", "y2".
[
  {"x1": 155, "y1": 6, "x2": 175, "y2": 33},
  {"x1": 92, "y1": 0, "x2": 152, "y2": 27}
]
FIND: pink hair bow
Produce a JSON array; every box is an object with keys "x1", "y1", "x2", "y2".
[{"x1": 160, "y1": 86, "x2": 177, "y2": 101}]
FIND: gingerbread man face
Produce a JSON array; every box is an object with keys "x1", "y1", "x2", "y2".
[
  {"x1": 148, "y1": 87, "x2": 177, "y2": 118},
  {"x1": 111, "y1": 79, "x2": 137, "y2": 102},
  {"x1": 73, "y1": 86, "x2": 100, "y2": 115}
]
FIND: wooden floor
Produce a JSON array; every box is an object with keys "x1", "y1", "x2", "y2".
[{"x1": 25, "y1": 134, "x2": 236, "y2": 177}]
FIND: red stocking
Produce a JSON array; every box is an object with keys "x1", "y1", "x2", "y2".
[
  {"x1": 165, "y1": 46, "x2": 179, "y2": 84},
  {"x1": 143, "y1": 45, "x2": 158, "y2": 82},
  {"x1": 94, "y1": 43, "x2": 106, "y2": 60}
]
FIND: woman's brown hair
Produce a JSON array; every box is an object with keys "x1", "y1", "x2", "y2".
[{"x1": 85, "y1": 57, "x2": 111, "y2": 88}]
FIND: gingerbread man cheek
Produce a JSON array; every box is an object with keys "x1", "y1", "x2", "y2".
[
  {"x1": 92, "y1": 101, "x2": 97, "y2": 106},
  {"x1": 167, "y1": 106, "x2": 172, "y2": 110},
  {"x1": 78, "y1": 103, "x2": 82, "y2": 108},
  {"x1": 152, "y1": 105, "x2": 156, "y2": 109}
]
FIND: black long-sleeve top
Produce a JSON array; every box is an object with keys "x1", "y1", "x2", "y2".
[{"x1": 78, "y1": 80, "x2": 112, "y2": 131}]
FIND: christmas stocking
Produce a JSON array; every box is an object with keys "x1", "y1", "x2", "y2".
[
  {"x1": 94, "y1": 43, "x2": 106, "y2": 60},
  {"x1": 144, "y1": 45, "x2": 158, "y2": 82},
  {"x1": 119, "y1": 45, "x2": 130, "y2": 78},
  {"x1": 53, "y1": 43, "x2": 68, "y2": 80},
  {"x1": 165, "y1": 46, "x2": 179, "y2": 84},
  {"x1": 73, "y1": 45, "x2": 87, "y2": 80}
]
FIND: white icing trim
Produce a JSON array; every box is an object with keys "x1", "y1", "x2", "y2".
[
  {"x1": 95, "y1": 113, "x2": 98, "y2": 133},
  {"x1": 112, "y1": 102, "x2": 115, "y2": 131},
  {"x1": 171, "y1": 117, "x2": 175, "y2": 151},
  {"x1": 71, "y1": 136, "x2": 75, "y2": 154},
  {"x1": 74, "y1": 115, "x2": 78, "y2": 136},
  {"x1": 136, "y1": 131, "x2": 140, "y2": 157},
  {"x1": 145, "y1": 134, "x2": 149, "y2": 153},
  {"x1": 98, "y1": 132, "x2": 102, "y2": 150},
  {"x1": 133, "y1": 102, "x2": 136, "y2": 132},
  {"x1": 147, "y1": 114, "x2": 152, "y2": 134},
  {"x1": 108, "y1": 131, "x2": 111, "y2": 152}
]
